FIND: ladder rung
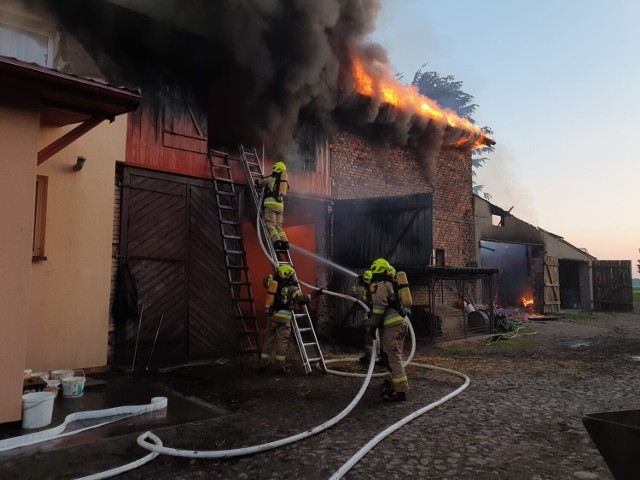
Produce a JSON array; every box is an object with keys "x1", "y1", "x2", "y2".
[
  {"x1": 219, "y1": 205, "x2": 237, "y2": 211},
  {"x1": 216, "y1": 191, "x2": 236, "y2": 197},
  {"x1": 298, "y1": 327, "x2": 311, "y2": 333},
  {"x1": 223, "y1": 234, "x2": 242, "y2": 240},
  {"x1": 303, "y1": 342, "x2": 317, "y2": 347},
  {"x1": 247, "y1": 162, "x2": 260, "y2": 167},
  {"x1": 214, "y1": 177, "x2": 234, "y2": 184},
  {"x1": 307, "y1": 358, "x2": 321, "y2": 363},
  {"x1": 227, "y1": 265, "x2": 249, "y2": 270},
  {"x1": 294, "y1": 313, "x2": 308, "y2": 319},
  {"x1": 220, "y1": 220, "x2": 241, "y2": 225},
  {"x1": 225, "y1": 249, "x2": 245, "y2": 255},
  {"x1": 230, "y1": 281, "x2": 251, "y2": 286},
  {"x1": 213, "y1": 164, "x2": 232, "y2": 170}
]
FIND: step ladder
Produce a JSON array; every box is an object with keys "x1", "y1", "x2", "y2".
[
  {"x1": 208, "y1": 149, "x2": 261, "y2": 359},
  {"x1": 239, "y1": 145, "x2": 327, "y2": 374}
]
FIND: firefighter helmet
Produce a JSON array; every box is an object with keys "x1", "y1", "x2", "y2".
[
  {"x1": 362, "y1": 270, "x2": 373, "y2": 284},
  {"x1": 370, "y1": 258, "x2": 390, "y2": 274},
  {"x1": 387, "y1": 265, "x2": 396, "y2": 278},
  {"x1": 273, "y1": 161, "x2": 287, "y2": 173},
  {"x1": 278, "y1": 264, "x2": 295, "y2": 279}
]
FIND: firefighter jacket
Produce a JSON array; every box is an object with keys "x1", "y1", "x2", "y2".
[
  {"x1": 270, "y1": 277, "x2": 314, "y2": 321},
  {"x1": 369, "y1": 278, "x2": 404, "y2": 329},
  {"x1": 256, "y1": 173, "x2": 285, "y2": 209}
]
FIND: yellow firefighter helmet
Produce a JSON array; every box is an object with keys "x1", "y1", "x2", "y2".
[
  {"x1": 273, "y1": 161, "x2": 287, "y2": 173},
  {"x1": 370, "y1": 258, "x2": 390, "y2": 274},
  {"x1": 277, "y1": 264, "x2": 295, "y2": 279},
  {"x1": 362, "y1": 270, "x2": 373, "y2": 283}
]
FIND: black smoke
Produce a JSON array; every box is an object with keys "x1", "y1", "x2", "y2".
[{"x1": 45, "y1": 0, "x2": 472, "y2": 170}]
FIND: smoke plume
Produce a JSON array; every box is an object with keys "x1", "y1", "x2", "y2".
[{"x1": 48, "y1": 0, "x2": 466, "y2": 170}]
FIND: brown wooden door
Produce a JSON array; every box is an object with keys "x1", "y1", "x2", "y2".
[
  {"x1": 543, "y1": 256, "x2": 560, "y2": 314},
  {"x1": 593, "y1": 260, "x2": 633, "y2": 311},
  {"x1": 115, "y1": 167, "x2": 236, "y2": 368}
]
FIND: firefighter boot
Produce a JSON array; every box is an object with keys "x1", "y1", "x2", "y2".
[
  {"x1": 380, "y1": 379, "x2": 393, "y2": 395},
  {"x1": 281, "y1": 241, "x2": 289, "y2": 250},
  {"x1": 383, "y1": 391, "x2": 406, "y2": 402}
]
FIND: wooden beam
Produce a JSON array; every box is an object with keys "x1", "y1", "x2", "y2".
[{"x1": 37, "y1": 117, "x2": 105, "y2": 165}]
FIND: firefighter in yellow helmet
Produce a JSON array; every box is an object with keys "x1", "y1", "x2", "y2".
[
  {"x1": 368, "y1": 258, "x2": 409, "y2": 401},
  {"x1": 255, "y1": 161, "x2": 289, "y2": 250},
  {"x1": 259, "y1": 264, "x2": 324, "y2": 374}
]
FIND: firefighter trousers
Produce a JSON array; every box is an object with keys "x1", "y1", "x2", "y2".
[
  {"x1": 380, "y1": 319, "x2": 409, "y2": 393},
  {"x1": 262, "y1": 204, "x2": 288, "y2": 244},
  {"x1": 260, "y1": 315, "x2": 292, "y2": 370}
]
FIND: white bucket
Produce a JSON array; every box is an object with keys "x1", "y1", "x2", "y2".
[
  {"x1": 61, "y1": 371, "x2": 85, "y2": 398},
  {"x1": 31, "y1": 371, "x2": 50, "y2": 381},
  {"x1": 44, "y1": 379, "x2": 61, "y2": 398},
  {"x1": 22, "y1": 392, "x2": 55, "y2": 429},
  {"x1": 51, "y1": 369, "x2": 74, "y2": 381}
]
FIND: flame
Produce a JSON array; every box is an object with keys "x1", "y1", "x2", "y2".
[
  {"x1": 521, "y1": 297, "x2": 534, "y2": 307},
  {"x1": 351, "y1": 57, "x2": 491, "y2": 146}
]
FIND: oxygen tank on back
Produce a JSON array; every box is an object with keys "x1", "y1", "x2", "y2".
[
  {"x1": 277, "y1": 170, "x2": 288, "y2": 197},
  {"x1": 396, "y1": 271, "x2": 412, "y2": 308},
  {"x1": 265, "y1": 278, "x2": 279, "y2": 310}
]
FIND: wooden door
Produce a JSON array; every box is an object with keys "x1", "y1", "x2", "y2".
[
  {"x1": 543, "y1": 256, "x2": 560, "y2": 314},
  {"x1": 115, "y1": 167, "x2": 236, "y2": 368},
  {"x1": 593, "y1": 260, "x2": 633, "y2": 311}
]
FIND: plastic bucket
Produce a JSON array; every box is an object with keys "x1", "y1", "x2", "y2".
[
  {"x1": 22, "y1": 392, "x2": 55, "y2": 429},
  {"x1": 51, "y1": 369, "x2": 74, "y2": 381},
  {"x1": 31, "y1": 371, "x2": 50, "y2": 381},
  {"x1": 44, "y1": 379, "x2": 61, "y2": 398},
  {"x1": 61, "y1": 372, "x2": 85, "y2": 398}
]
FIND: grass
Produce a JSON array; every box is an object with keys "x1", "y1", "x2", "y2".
[
  {"x1": 441, "y1": 347, "x2": 475, "y2": 357},
  {"x1": 634, "y1": 288, "x2": 640, "y2": 314},
  {"x1": 487, "y1": 336, "x2": 538, "y2": 350}
]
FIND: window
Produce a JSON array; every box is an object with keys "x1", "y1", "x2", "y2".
[
  {"x1": 33, "y1": 176, "x2": 47, "y2": 260},
  {"x1": 0, "y1": 21, "x2": 53, "y2": 67},
  {"x1": 289, "y1": 124, "x2": 317, "y2": 172}
]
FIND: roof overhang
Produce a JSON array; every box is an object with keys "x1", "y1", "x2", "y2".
[{"x1": 0, "y1": 55, "x2": 141, "y2": 126}]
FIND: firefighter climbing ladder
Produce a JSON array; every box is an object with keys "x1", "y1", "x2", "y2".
[
  {"x1": 208, "y1": 149, "x2": 261, "y2": 360},
  {"x1": 239, "y1": 144, "x2": 327, "y2": 374}
]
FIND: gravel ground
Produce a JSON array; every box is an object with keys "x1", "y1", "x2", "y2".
[{"x1": 3, "y1": 311, "x2": 640, "y2": 480}]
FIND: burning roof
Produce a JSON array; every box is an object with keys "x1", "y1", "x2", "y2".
[{"x1": 49, "y1": 0, "x2": 493, "y2": 165}]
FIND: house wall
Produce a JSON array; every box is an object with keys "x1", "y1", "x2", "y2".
[
  {"x1": 0, "y1": 94, "x2": 39, "y2": 423},
  {"x1": 27, "y1": 116, "x2": 127, "y2": 372}
]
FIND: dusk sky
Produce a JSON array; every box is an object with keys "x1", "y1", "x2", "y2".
[{"x1": 370, "y1": 0, "x2": 639, "y2": 276}]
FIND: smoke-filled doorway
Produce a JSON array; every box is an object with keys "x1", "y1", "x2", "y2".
[{"x1": 480, "y1": 240, "x2": 543, "y2": 310}]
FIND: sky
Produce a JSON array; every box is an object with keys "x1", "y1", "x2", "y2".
[{"x1": 370, "y1": 0, "x2": 640, "y2": 276}]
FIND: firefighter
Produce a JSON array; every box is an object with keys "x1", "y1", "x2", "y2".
[
  {"x1": 350, "y1": 270, "x2": 381, "y2": 365},
  {"x1": 259, "y1": 264, "x2": 323, "y2": 374},
  {"x1": 368, "y1": 258, "x2": 409, "y2": 402},
  {"x1": 255, "y1": 161, "x2": 289, "y2": 250}
]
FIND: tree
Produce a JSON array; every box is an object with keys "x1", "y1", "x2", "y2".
[{"x1": 411, "y1": 66, "x2": 493, "y2": 199}]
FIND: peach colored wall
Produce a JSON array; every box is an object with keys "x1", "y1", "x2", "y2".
[
  {"x1": 27, "y1": 117, "x2": 127, "y2": 372},
  {"x1": 0, "y1": 95, "x2": 39, "y2": 423}
]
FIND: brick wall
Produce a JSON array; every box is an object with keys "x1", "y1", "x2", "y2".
[
  {"x1": 329, "y1": 131, "x2": 474, "y2": 267},
  {"x1": 320, "y1": 131, "x2": 476, "y2": 339}
]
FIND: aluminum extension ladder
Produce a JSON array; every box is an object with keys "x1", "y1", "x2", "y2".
[
  {"x1": 239, "y1": 145, "x2": 327, "y2": 374},
  {"x1": 208, "y1": 149, "x2": 261, "y2": 359}
]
